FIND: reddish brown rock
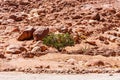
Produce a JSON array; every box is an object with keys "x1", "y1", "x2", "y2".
[
  {"x1": 0, "y1": 52, "x2": 5, "y2": 58},
  {"x1": 9, "y1": 12, "x2": 28, "y2": 21},
  {"x1": 9, "y1": 14, "x2": 23, "y2": 21},
  {"x1": 19, "y1": 0, "x2": 29, "y2": 5},
  {"x1": 40, "y1": 45, "x2": 48, "y2": 52},
  {"x1": 116, "y1": 12, "x2": 120, "y2": 18},
  {"x1": 17, "y1": 27, "x2": 35, "y2": 41},
  {"x1": 33, "y1": 27, "x2": 49, "y2": 41},
  {"x1": 92, "y1": 13, "x2": 100, "y2": 21}
]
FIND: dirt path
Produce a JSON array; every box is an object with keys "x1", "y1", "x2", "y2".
[{"x1": 0, "y1": 72, "x2": 120, "y2": 80}]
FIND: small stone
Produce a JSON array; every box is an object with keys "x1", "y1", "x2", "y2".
[
  {"x1": 92, "y1": 13, "x2": 100, "y2": 21},
  {"x1": 116, "y1": 12, "x2": 120, "y2": 18},
  {"x1": 31, "y1": 45, "x2": 48, "y2": 53},
  {"x1": 0, "y1": 53, "x2": 5, "y2": 58},
  {"x1": 66, "y1": 58, "x2": 77, "y2": 65},
  {"x1": 88, "y1": 20, "x2": 98, "y2": 24},
  {"x1": 40, "y1": 45, "x2": 48, "y2": 52},
  {"x1": 6, "y1": 44, "x2": 27, "y2": 54},
  {"x1": 19, "y1": 0, "x2": 29, "y2": 5},
  {"x1": 85, "y1": 59, "x2": 105, "y2": 67},
  {"x1": 86, "y1": 41, "x2": 97, "y2": 46},
  {"x1": 11, "y1": 27, "x2": 20, "y2": 32},
  {"x1": 109, "y1": 73, "x2": 113, "y2": 76},
  {"x1": 48, "y1": 47, "x2": 58, "y2": 53},
  {"x1": 31, "y1": 46, "x2": 41, "y2": 53},
  {"x1": 58, "y1": 26, "x2": 68, "y2": 33},
  {"x1": 22, "y1": 52, "x2": 34, "y2": 58},
  {"x1": 9, "y1": 14, "x2": 22, "y2": 21},
  {"x1": 45, "y1": 65, "x2": 50, "y2": 69},
  {"x1": 5, "y1": 26, "x2": 19, "y2": 33},
  {"x1": 98, "y1": 36, "x2": 107, "y2": 41}
]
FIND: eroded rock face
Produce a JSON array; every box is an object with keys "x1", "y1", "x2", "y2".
[
  {"x1": 17, "y1": 26, "x2": 35, "y2": 41},
  {"x1": 6, "y1": 44, "x2": 27, "y2": 54},
  {"x1": 33, "y1": 27, "x2": 49, "y2": 41}
]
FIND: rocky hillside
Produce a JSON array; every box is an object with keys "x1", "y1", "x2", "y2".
[{"x1": 0, "y1": 0, "x2": 120, "y2": 74}]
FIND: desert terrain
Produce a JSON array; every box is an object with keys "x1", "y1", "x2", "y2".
[{"x1": 1, "y1": 0, "x2": 120, "y2": 74}]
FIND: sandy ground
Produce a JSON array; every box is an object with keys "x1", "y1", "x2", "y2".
[
  {"x1": 0, "y1": 72, "x2": 120, "y2": 80},
  {"x1": 1, "y1": 53, "x2": 120, "y2": 74}
]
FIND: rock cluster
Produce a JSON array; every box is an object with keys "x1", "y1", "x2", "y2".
[{"x1": 17, "y1": 27, "x2": 49, "y2": 41}]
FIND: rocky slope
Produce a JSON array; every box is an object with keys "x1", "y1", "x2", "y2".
[{"x1": 0, "y1": 0, "x2": 120, "y2": 74}]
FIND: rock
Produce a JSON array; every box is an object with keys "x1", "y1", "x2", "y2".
[
  {"x1": 40, "y1": 45, "x2": 48, "y2": 52},
  {"x1": 19, "y1": 0, "x2": 29, "y2": 5},
  {"x1": 92, "y1": 13, "x2": 100, "y2": 21},
  {"x1": 58, "y1": 26, "x2": 68, "y2": 33},
  {"x1": 9, "y1": 12, "x2": 28, "y2": 21},
  {"x1": 108, "y1": 35, "x2": 117, "y2": 42},
  {"x1": 17, "y1": 26, "x2": 35, "y2": 41},
  {"x1": 31, "y1": 45, "x2": 48, "y2": 53},
  {"x1": 85, "y1": 59, "x2": 105, "y2": 67},
  {"x1": 86, "y1": 41, "x2": 97, "y2": 46},
  {"x1": 88, "y1": 20, "x2": 98, "y2": 24},
  {"x1": 45, "y1": 65, "x2": 50, "y2": 69},
  {"x1": 103, "y1": 49, "x2": 116, "y2": 57},
  {"x1": 28, "y1": 9, "x2": 40, "y2": 20},
  {"x1": 0, "y1": 52, "x2": 5, "y2": 58},
  {"x1": 11, "y1": 27, "x2": 20, "y2": 32},
  {"x1": 116, "y1": 12, "x2": 120, "y2": 18},
  {"x1": 6, "y1": 44, "x2": 27, "y2": 54},
  {"x1": 5, "y1": 26, "x2": 20, "y2": 33},
  {"x1": 6, "y1": 19, "x2": 14, "y2": 23},
  {"x1": 66, "y1": 58, "x2": 77, "y2": 65},
  {"x1": 33, "y1": 27, "x2": 49, "y2": 41},
  {"x1": 31, "y1": 46, "x2": 41, "y2": 53},
  {"x1": 9, "y1": 14, "x2": 23, "y2": 21},
  {"x1": 22, "y1": 52, "x2": 34, "y2": 58},
  {"x1": 98, "y1": 36, "x2": 107, "y2": 41},
  {"x1": 48, "y1": 47, "x2": 58, "y2": 53}
]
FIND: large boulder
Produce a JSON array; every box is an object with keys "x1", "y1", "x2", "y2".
[
  {"x1": 6, "y1": 44, "x2": 27, "y2": 54},
  {"x1": 17, "y1": 27, "x2": 35, "y2": 41},
  {"x1": 33, "y1": 27, "x2": 49, "y2": 41}
]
